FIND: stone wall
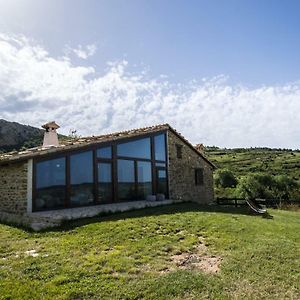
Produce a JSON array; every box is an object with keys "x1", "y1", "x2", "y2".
[
  {"x1": 0, "y1": 161, "x2": 28, "y2": 214},
  {"x1": 167, "y1": 131, "x2": 214, "y2": 204}
]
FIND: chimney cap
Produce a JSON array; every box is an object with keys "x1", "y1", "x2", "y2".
[{"x1": 42, "y1": 121, "x2": 60, "y2": 130}]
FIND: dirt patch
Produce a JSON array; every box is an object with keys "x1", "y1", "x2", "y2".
[
  {"x1": 168, "y1": 240, "x2": 222, "y2": 274},
  {"x1": 25, "y1": 249, "x2": 39, "y2": 257},
  {"x1": 171, "y1": 252, "x2": 222, "y2": 273}
]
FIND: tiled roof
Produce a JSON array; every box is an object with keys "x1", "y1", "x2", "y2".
[{"x1": 0, "y1": 123, "x2": 215, "y2": 168}]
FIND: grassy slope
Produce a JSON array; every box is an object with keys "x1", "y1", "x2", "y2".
[
  {"x1": 206, "y1": 148, "x2": 300, "y2": 182},
  {"x1": 0, "y1": 203, "x2": 299, "y2": 299}
]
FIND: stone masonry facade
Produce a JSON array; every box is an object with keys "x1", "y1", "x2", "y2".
[
  {"x1": 167, "y1": 131, "x2": 214, "y2": 204},
  {"x1": 0, "y1": 161, "x2": 28, "y2": 214}
]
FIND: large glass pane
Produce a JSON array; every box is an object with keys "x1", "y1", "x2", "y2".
[
  {"x1": 157, "y1": 169, "x2": 168, "y2": 196},
  {"x1": 35, "y1": 157, "x2": 66, "y2": 210},
  {"x1": 70, "y1": 151, "x2": 94, "y2": 206},
  {"x1": 137, "y1": 161, "x2": 152, "y2": 199},
  {"x1": 117, "y1": 159, "x2": 135, "y2": 200},
  {"x1": 97, "y1": 146, "x2": 112, "y2": 159},
  {"x1": 154, "y1": 134, "x2": 166, "y2": 161},
  {"x1": 117, "y1": 138, "x2": 151, "y2": 159},
  {"x1": 98, "y1": 162, "x2": 112, "y2": 203}
]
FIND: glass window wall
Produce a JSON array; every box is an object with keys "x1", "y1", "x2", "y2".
[{"x1": 34, "y1": 131, "x2": 169, "y2": 210}]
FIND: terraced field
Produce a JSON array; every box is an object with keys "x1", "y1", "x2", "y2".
[{"x1": 206, "y1": 148, "x2": 300, "y2": 182}]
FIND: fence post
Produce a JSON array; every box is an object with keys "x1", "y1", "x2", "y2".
[{"x1": 235, "y1": 199, "x2": 237, "y2": 207}]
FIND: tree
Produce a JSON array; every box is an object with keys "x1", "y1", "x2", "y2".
[
  {"x1": 214, "y1": 169, "x2": 238, "y2": 188},
  {"x1": 235, "y1": 173, "x2": 275, "y2": 200},
  {"x1": 273, "y1": 175, "x2": 298, "y2": 202},
  {"x1": 236, "y1": 173, "x2": 299, "y2": 202}
]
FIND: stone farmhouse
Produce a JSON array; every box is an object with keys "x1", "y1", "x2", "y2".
[{"x1": 0, "y1": 122, "x2": 215, "y2": 230}]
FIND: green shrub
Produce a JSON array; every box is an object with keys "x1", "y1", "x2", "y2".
[
  {"x1": 273, "y1": 175, "x2": 299, "y2": 201},
  {"x1": 236, "y1": 173, "x2": 299, "y2": 201},
  {"x1": 214, "y1": 169, "x2": 238, "y2": 188}
]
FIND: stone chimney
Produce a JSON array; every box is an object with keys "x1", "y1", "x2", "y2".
[
  {"x1": 195, "y1": 143, "x2": 205, "y2": 153},
  {"x1": 42, "y1": 121, "x2": 60, "y2": 147}
]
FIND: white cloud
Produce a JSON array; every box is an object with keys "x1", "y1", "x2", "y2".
[
  {"x1": 71, "y1": 44, "x2": 97, "y2": 59},
  {"x1": 0, "y1": 33, "x2": 299, "y2": 149}
]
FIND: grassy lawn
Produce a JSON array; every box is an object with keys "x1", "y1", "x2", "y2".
[{"x1": 0, "y1": 203, "x2": 299, "y2": 299}]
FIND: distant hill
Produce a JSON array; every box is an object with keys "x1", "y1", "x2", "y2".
[
  {"x1": 0, "y1": 119, "x2": 44, "y2": 152},
  {"x1": 205, "y1": 147, "x2": 300, "y2": 183}
]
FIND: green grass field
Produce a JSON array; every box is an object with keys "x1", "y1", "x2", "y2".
[
  {"x1": 206, "y1": 148, "x2": 300, "y2": 182},
  {"x1": 0, "y1": 203, "x2": 299, "y2": 299}
]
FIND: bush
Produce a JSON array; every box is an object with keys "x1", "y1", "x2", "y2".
[
  {"x1": 214, "y1": 169, "x2": 238, "y2": 188},
  {"x1": 273, "y1": 175, "x2": 299, "y2": 201},
  {"x1": 236, "y1": 174, "x2": 273, "y2": 200},
  {"x1": 236, "y1": 173, "x2": 299, "y2": 201}
]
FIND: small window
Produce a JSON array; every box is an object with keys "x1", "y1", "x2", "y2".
[
  {"x1": 176, "y1": 144, "x2": 183, "y2": 159},
  {"x1": 195, "y1": 168, "x2": 204, "y2": 185}
]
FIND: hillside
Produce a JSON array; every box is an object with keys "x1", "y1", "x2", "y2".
[
  {"x1": 0, "y1": 119, "x2": 44, "y2": 152},
  {"x1": 205, "y1": 147, "x2": 300, "y2": 182},
  {"x1": 0, "y1": 119, "x2": 70, "y2": 153}
]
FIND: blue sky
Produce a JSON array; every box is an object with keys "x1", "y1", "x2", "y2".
[
  {"x1": 2, "y1": 0, "x2": 300, "y2": 84},
  {"x1": 0, "y1": 0, "x2": 299, "y2": 148}
]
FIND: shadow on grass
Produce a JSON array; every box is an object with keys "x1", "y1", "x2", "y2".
[
  {"x1": 40, "y1": 202, "x2": 274, "y2": 233},
  {"x1": 1, "y1": 202, "x2": 274, "y2": 233}
]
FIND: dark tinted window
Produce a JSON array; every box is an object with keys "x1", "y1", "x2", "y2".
[
  {"x1": 117, "y1": 159, "x2": 135, "y2": 200},
  {"x1": 176, "y1": 144, "x2": 183, "y2": 159},
  {"x1": 97, "y1": 146, "x2": 112, "y2": 159},
  {"x1": 98, "y1": 162, "x2": 112, "y2": 203},
  {"x1": 70, "y1": 151, "x2": 94, "y2": 206},
  {"x1": 117, "y1": 138, "x2": 151, "y2": 159},
  {"x1": 154, "y1": 134, "x2": 166, "y2": 161},
  {"x1": 137, "y1": 161, "x2": 152, "y2": 199},
  {"x1": 35, "y1": 157, "x2": 66, "y2": 210},
  {"x1": 195, "y1": 168, "x2": 204, "y2": 185}
]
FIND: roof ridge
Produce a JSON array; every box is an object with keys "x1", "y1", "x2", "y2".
[{"x1": 77, "y1": 123, "x2": 170, "y2": 141}]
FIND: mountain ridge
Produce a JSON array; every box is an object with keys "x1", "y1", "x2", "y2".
[{"x1": 0, "y1": 119, "x2": 44, "y2": 152}]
